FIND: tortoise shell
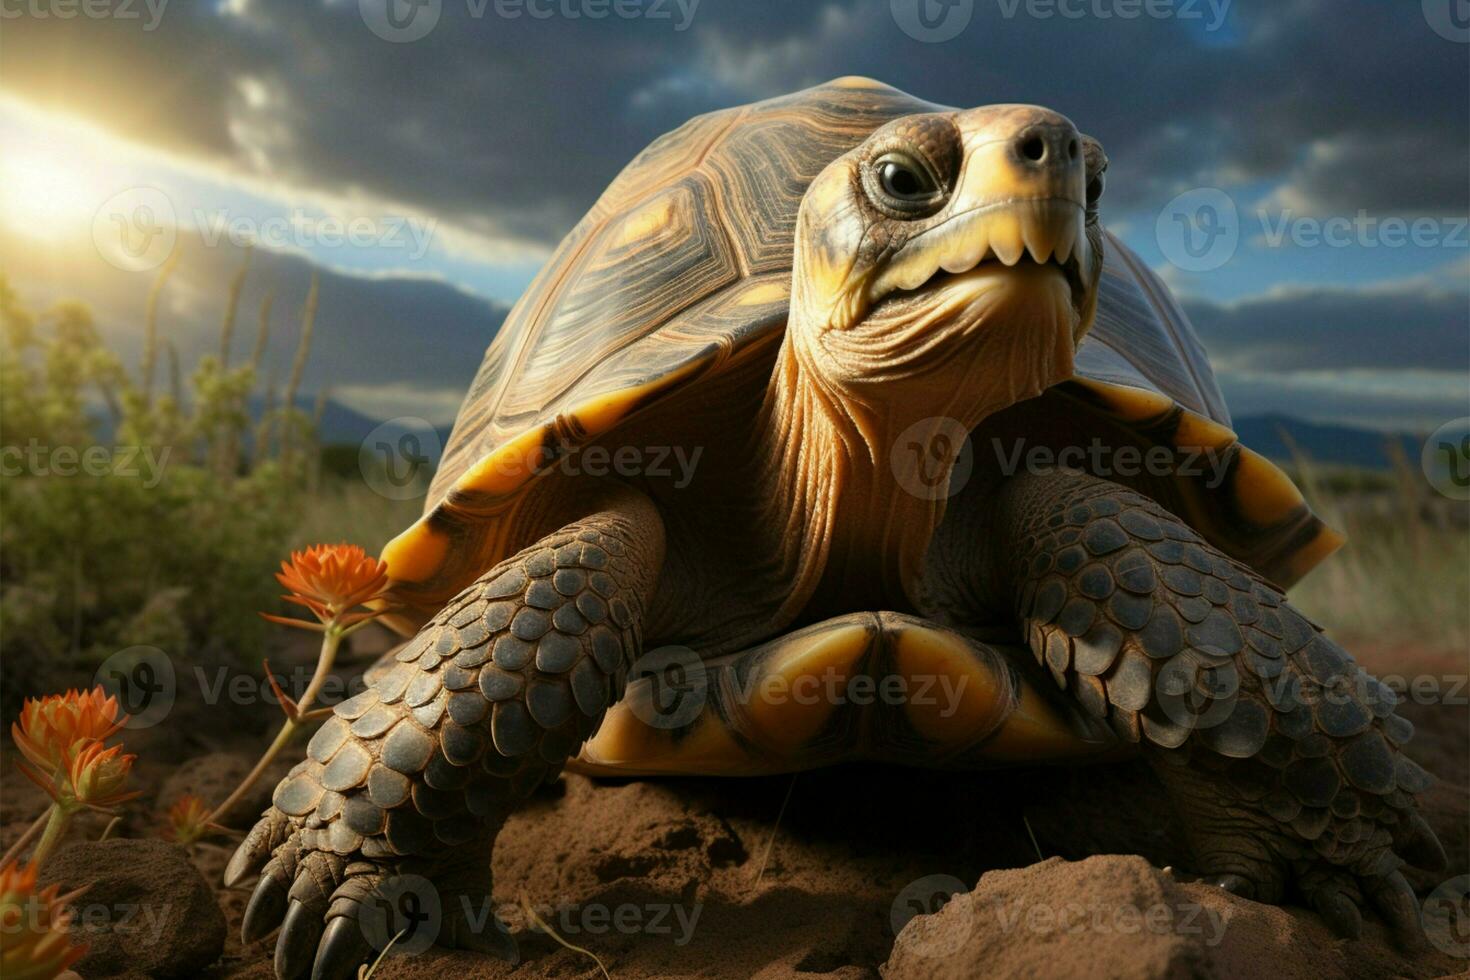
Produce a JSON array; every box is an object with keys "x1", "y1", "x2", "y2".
[{"x1": 381, "y1": 77, "x2": 1339, "y2": 626}]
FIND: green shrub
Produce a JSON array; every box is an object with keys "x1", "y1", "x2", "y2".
[{"x1": 0, "y1": 263, "x2": 322, "y2": 686}]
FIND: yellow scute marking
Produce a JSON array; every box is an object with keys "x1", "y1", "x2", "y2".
[
  {"x1": 743, "y1": 625, "x2": 870, "y2": 751},
  {"x1": 1232, "y1": 447, "x2": 1307, "y2": 526},
  {"x1": 459, "y1": 427, "x2": 550, "y2": 496},
  {"x1": 615, "y1": 196, "x2": 677, "y2": 247},
  {"x1": 578, "y1": 701, "x2": 751, "y2": 775},
  {"x1": 1284, "y1": 527, "x2": 1346, "y2": 585},
  {"x1": 1077, "y1": 377, "x2": 1173, "y2": 423},
  {"x1": 573, "y1": 377, "x2": 666, "y2": 434},
  {"x1": 1171, "y1": 411, "x2": 1236, "y2": 452},
  {"x1": 980, "y1": 684, "x2": 1104, "y2": 762},
  {"x1": 891, "y1": 628, "x2": 1008, "y2": 747},
  {"x1": 380, "y1": 522, "x2": 449, "y2": 585},
  {"x1": 830, "y1": 75, "x2": 884, "y2": 89},
  {"x1": 737, "y1": 280, "x2": 790, "y2": 307}
]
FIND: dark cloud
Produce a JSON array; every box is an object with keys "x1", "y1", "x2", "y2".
[
  {"x1": 2, "y1": 0, "x2": 1464, "y2": 250},
  {"x1": 1182, "y1": 279, "x2": 1469, "y2": 373}
]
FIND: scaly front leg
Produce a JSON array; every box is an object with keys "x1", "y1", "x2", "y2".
[
  {"x1": 968, "y1": 469, "x2": 1445, "y2": 939},
  {"x1": 224, "y1": 490, "x2": 665, "y2": 979}
]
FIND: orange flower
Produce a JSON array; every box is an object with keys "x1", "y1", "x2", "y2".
[
  {"x1": 262, "y1": 543, "x2": 393, "y2": 630},
  {"x1": 166, "y1": 795, "x2": 222, "y2": 845},
  {"x1": 0, "y1": 862, "x2": 87, "y2": 980},
  {"x1": 11, "y1": 688, "x2": 128, "y2": 775},
  {"x1": 57, "y1": 742, "x2": 140, "y2": 810}
]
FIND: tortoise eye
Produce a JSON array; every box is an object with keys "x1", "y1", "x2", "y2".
[
  {"x1": 869, "y1": 151, "x2": 942, "y2": 214},
  {"x1": 876, "y1": 150, "x2": 934, "y2": 199}
]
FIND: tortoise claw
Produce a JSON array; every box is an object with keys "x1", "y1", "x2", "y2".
[
  {"x1": 1367, "y1": 870, "x2": 1422, "y2": 948},
  {"x1": 1310, "y1": 888, "x2": 1363, "y2": 939},
  {"x1": 226, "y1": 808, "x2": 293, "y2": 888},
  {"x1": 311, "y1": 917, "x2": 373, "y2": 980},
  {"x1": 224, "y1": 843, "x2": 258, "y2": 889},
  {"x1": 241, "y1": 874, "x2": 290, "y2": 944},
  {"x1": 276, "y1": 899, "x2": 327, "y2": 980},
  {"x1": 1399, "y1": 813, "x2": 1448, "y2": 872}
]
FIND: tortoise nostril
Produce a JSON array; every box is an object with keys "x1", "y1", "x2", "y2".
[
  {"x1": 1068, "y1": 139, "x2": 1079, "y2": 161},
  {"x1": 1021, "y1": 136, "x2": 1047, "y2": 162}
]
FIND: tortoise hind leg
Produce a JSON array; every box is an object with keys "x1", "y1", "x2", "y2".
[
  {"x1": 975, "y1": 468, "x2": 1445, "y2": 941},
  {"x1": 224, "y1": 488, "x2": 666, "y2": 980},
  {"x1": 573, "y1": 612, "x2": 1116, "y2": 777}
]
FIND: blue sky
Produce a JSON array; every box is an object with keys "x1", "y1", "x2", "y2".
[{"x1": 1, "y1": 0, "x2": 1465, "y2": 430}]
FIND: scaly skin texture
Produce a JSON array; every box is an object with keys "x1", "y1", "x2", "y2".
[
  {"x1": 977, "y1": 469, "x2": 1445, "y2": 938},
  {"x1": 226, "y1": 490, "x2": 664, "y2": 978}
]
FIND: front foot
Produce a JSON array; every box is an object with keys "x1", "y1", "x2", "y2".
[
  {"x1": 1154, "y1": 751, "x2": 1438, "y2": 945},
  {"x1": 224, "y1": 503, "x2": 659, "y2": 977},
  {"x1": 226, "y1": 795, "x2": 517, "y2": 979},
  {"x1": 985, "y1": 469, "x2": 1447, "y2": 945}
]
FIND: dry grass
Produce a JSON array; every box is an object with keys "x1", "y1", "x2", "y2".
[{"x1": 1284, "y1": 448, "x2": 1470, "y2": 654}]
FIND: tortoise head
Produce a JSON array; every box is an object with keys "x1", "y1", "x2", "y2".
[{"x1": 789, "y1": 104, "x2": 1107, "y2": 418}]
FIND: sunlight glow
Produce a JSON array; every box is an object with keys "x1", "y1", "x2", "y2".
[{"x1": 0, "y1": 139, "x2": 115, "y2": 242}]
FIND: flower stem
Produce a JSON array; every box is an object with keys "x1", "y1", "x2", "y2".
[
  {"x1": 0, "y1": 809, "x2": 50, "y2": 868},
  {"x1": 28, "y1": 804, "x2": 73, "y2": 870},
  {"x1": 207, "y1": 628, "x2": 342, "y2": 828}
]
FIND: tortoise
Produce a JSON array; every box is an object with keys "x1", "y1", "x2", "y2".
[{"x1": 227, "y1": 77, "x2": 1445, "y2": 978}]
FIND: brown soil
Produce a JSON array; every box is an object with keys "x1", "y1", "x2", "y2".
[{"x1": 3, "y1": 632, "x2": 1465, "y2": 979}]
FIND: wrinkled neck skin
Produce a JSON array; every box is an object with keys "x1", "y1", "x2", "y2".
[{"x1": 753, "y1": 262, "x2": 1080, "y2": 624}]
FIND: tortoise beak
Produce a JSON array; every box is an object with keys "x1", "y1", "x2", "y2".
[{"x1": 865, "y1": 105, "x2": 1098, "y2": 326}]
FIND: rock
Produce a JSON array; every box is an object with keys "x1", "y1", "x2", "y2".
[
  {"x1": 882, "y1": 854, "x2": 1461, "y2": 980},
  {"x1": 39, "y1": 838, "x2": 226, "y2": 978}
]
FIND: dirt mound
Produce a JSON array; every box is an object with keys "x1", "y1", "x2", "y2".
[{"x1": 884, "y1": 855, "x2": 1457, "y2": 980}]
